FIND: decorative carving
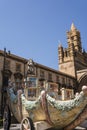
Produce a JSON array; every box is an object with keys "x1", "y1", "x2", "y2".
[
  {"x1": 27, "y1": 59, "x2": 35, "y2": 75},
  {"x1": 7, "y1": 86, "x2": 87, "y2": 129}
]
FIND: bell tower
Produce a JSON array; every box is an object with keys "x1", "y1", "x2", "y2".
[
  {"x1": 58, "y1": 23, "x2": 87, "y2": 77},
  {"x1": 67, "y1": 23, "x2": 82, "y2": 53}
]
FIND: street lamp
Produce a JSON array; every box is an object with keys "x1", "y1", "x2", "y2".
[
  {"x1": 0, "y1": 48, "x2": 6, "y2": 118},
  {"x1": 0, "y1": 48, "x2": 10, "y2": 118}
]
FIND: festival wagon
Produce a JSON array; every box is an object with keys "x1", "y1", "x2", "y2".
[{"x1": 3, "y1": 82, "x2": 87, "y2": 130}]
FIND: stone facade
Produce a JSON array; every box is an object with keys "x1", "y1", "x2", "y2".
[
  {"x1": 0, "y1": 50, "x2": 76, "y2": 114},
  {"x1": 58, "y1": 23, "x2": 87, "y2": 77},
  {"x1": 0, "y1": 23, "x2": 87, "y2": 116}
]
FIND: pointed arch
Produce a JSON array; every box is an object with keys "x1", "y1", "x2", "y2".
[{"x1": 78, "y1": 72, "x2": 87, "y2": 92}]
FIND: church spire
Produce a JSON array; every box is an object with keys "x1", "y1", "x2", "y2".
[
  {"x1": 67, "y1": 23, "x2": 82, "y2": 53},
  {"x1": 70, "y1": 23, "x2": 76, "y2": 31}
]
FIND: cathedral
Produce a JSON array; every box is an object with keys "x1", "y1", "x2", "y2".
[
  {"x1": 58, "y1": 23, "x2": 87, "y2": 90},
  {"x1": 0, "y1": 23, "x2": 87, "y2": 116}
]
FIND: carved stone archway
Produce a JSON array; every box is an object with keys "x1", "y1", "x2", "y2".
[{"x1": 78, "y1": 73, "x2": 87, "y2": 92}]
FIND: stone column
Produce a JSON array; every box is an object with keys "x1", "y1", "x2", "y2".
[
  {"x1": 71, "y1": 89, "x2": 74, "y2": 99},
  {"x1": 36, "y1": 78, "x2": 39, "y2": 97},
  {"x1": 61, "y1": 88, "x2": 66, "y2": 100}
]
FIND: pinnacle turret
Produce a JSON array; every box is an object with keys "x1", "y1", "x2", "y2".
[{"x1": 71, "y1": 23, "x2": 76, "y2": 31}]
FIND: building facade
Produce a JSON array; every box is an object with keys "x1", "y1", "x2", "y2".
[
  {"x1": 0, "y1": 23, "x2": 87, "y2": 116},
  {"x1": 58, "y1": 23, "x2": 87, "y2": 90}
]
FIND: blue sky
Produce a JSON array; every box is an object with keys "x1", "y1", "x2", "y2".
[{"x1": 0, "y1": 0, "x2": 87, "y2": 70}]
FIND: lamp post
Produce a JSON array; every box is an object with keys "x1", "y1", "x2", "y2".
[
  {"x1": 1, "y1": 48, "x2": 10, "y2": 118},
  {"x1": 0, "y1": 48, "x2": 7, "y2": 118}
]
